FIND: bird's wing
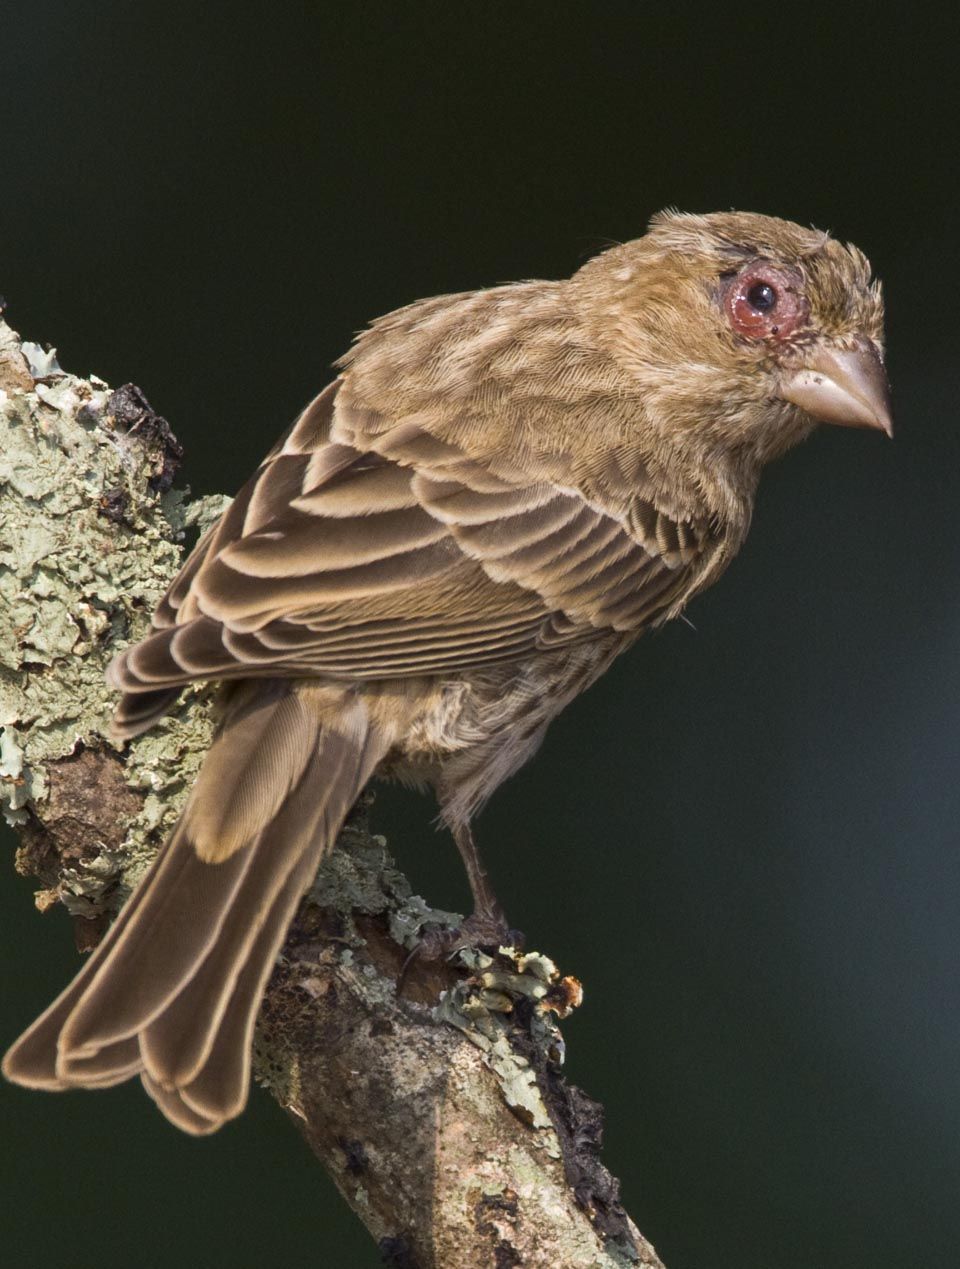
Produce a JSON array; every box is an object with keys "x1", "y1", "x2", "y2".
[{"x1": 110, "y1": 380, "x2": 713, "y2": 701}]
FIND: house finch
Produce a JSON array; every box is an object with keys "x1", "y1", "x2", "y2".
[{"x1": 3, "y1": 210, "x2": 891, "y2": 1133}]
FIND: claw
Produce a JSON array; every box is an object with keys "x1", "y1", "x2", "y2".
[{"x1": 396, "y1": 912, "x2": 526, "y2": 992}]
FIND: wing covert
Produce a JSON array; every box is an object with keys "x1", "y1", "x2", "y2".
[{"x1": 110, "y1": 380, "x2": 714, "y2": 703}]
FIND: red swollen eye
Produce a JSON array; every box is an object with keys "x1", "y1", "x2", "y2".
[{"x1": 724, "y1": 264, "x2": 807, "y2": 341}]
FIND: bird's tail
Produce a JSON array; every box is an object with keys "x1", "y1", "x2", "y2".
[{"x1": 2, "y1": 679, "x2": 393, "y2": 1134}]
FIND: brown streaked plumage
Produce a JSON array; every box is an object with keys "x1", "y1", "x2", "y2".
[{"x1": 3, "y1": 210, "x2": 891, "y2": 1133}]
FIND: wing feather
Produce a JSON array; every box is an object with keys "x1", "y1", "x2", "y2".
[{"x1": 110, "y1": 379, "x2": 717, "y2": 719}]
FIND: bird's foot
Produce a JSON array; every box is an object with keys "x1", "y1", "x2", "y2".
[
  {"x1": 397, "y1": 909, "x2": 525, "y2": 992},
  {"x1": 416, "y1": 909, "x2": 525, "y2": 963}
]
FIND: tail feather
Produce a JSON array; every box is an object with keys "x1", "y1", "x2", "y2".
[
  {"x1": 142, "y1": 1072, "x2": 220, "y2": 1135},
  {"x1": 0, "y1": 831, "x2": 186, "y2": 1088},
  {"x1": 111, "y1": 687, "x2": 182, "y2": 742},
  {"x1": 138, "y1": 722, "x2": 357, "y2": 1089},
  {"x1": 57, "y1": 838, "x2": 253, "y2": 1062},
  {"x1": 152, "y1": 839, "x2": 327, "y2": 1133},
  {"x1": 61, "y1": 1041, "x2": 142, "y2": 1088},
  {"x1": 3, "y1": 680, "x2": 394, "y2": 1133}
]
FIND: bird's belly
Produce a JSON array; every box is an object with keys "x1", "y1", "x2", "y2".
[{"x1": 376, "y1": 632, "x2": 631, "y2": 820}]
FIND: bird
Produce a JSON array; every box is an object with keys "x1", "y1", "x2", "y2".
[{"x1": 3, "y1": 210, "x2": 891, "y2": 1134}]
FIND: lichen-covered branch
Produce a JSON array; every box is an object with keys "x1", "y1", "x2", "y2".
[{"x1": 0, "y1": 315, "x2": 664, "y2": 1269}]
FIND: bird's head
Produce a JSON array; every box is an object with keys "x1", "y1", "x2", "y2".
[{"x1": 570, "y1": 209, "x2": 890, "y2": 476}]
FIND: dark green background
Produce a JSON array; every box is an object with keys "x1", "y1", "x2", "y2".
[{"x1": 3, "y1": 5, "x2": 958, "y2": 1267}]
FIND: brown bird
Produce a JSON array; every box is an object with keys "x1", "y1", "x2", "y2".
[{"x1": 3, "y1": 210, "x2": 891, "y2": 1133}]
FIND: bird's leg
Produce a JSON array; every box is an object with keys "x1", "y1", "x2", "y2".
[
  {"x1": 404, "y1": 823, "x2": 523, "y2": 973},
  {"x1": 452, "y1": 821, "x2": 508, "y2": 931},
  {"x1": 450, "y1": 821, "x2": 525, "y2": 949}
]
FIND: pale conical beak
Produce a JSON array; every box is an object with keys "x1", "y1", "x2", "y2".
[{"x1": 779, "y1": 342, "x2": 893, "y2": 437}]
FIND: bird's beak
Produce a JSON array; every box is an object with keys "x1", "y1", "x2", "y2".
[{"x1": 779, "y1": 342, "x2": 893, "y2": 437}]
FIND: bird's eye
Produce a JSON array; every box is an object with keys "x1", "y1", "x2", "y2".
[
  {"x1": 723, "y1": 263, "x2": 807, "y2": 341},
  {"x1": 745, "y1": 281, "x2": 777, "y2": 313}
]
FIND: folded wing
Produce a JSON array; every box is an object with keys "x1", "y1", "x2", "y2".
[{"x1": 111, "y1": 380, "x2": 714, "y2": 734}]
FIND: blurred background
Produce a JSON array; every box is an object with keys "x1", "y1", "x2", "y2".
[{"x1": 2, "y1": 4, "x2": 958, "y2": 1267}]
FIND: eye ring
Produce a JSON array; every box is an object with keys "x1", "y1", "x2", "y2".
[{"x1": 723, "y1": 263, "x2": 808, "y2": 341}]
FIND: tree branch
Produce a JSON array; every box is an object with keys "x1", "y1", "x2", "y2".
[{"x1": 0, "y1": 315, "x2": 665, "y2": 1269}]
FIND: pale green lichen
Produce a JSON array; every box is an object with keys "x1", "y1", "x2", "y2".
[
  {"x1": 308, "y1": 813, "x2": 461, "y2": 947},
  {"x1": 0, "y1": 723, "x2": 29, "y2": 823},
  {"x1": 20, "y1": 341, "x2": 63, "y2": 379},
  {"x1": 0, "y1": 317, "x2": 216, "y2": 903},
  {"x1": 436, "y1": 945, "x2": 577, "y2": 1148}
]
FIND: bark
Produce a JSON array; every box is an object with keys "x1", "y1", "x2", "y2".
[{"x1": 0, "y1": 314, "x2": 665, "y2": 1269}]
